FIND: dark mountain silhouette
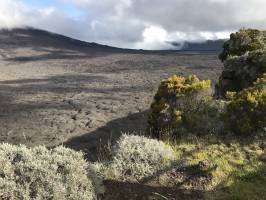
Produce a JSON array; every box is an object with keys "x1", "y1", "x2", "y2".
[
  {"x1": 0, "y1": 27, "x2": 146, "y2": 62},
  {"x1": 0, "y1": 27, "x2": 130, "y2": 53},
  {"x1": 0, "y1": 27, "x2": 225, "y2": 53}
]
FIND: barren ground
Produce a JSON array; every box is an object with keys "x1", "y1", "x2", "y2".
[{"x1": 0, "y1": 32, "x2": 222, "y2": 160}]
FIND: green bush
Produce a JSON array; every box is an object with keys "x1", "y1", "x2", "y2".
[
  {"x1": 148, "y1": 74, "x2": 212, "y2": 138},
  {"x1": 216, "y1": 28, "x2": 266, "y2": 98},
  {"x1": 216, "y1": 49, "x2": 266, "y2": 97},
  {"x1": 0, "y1": 144, "x2": 95, "y2": 200},
  {"x1": 247, "y1": 49, "x2": 266, "y2": 74},
  {"x1": 224, "y1": 74, "x2": 266, "y2": 135},
  {"x1": 219, "y1": 28, "x2": 266, "y2": 62},
  {"x1": 181, "y1": 99, "x2": 226, "y2": 135}
]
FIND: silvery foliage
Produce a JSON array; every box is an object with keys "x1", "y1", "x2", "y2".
[
  {"x1": 0, "y1": 144, "x2": 95, "y2": 200},
  {"x1": 105, "y1": 134, "x2": 176, "y2": 180}
]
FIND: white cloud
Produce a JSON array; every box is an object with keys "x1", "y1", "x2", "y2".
[
  {"x1": 0, "y1": 0, "x2": 29, "y2": 28},
  {"x1": 134, "y1": 26, "x2": 172, "y2": 50},
  {"x1": 0, "y1": 0, "x2": 266, "y2": 49}
]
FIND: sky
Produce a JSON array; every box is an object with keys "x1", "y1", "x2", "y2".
[{"x1": 0, "y1": 0, "x2": 266, "y2": 50}]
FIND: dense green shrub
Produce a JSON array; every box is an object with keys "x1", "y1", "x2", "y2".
[
  {"x1": 216, "y1": 49, "x2": 266, "y2": 97},
  {"x1": 148, "y1": 74, "x2": 212, "y2": 138},
  {"x1": 216, "y1": 29, "x2": 266, "y2": 98},
  {"x1": 219, "y1": 28, "x2": 266, "y2": 62},
  {"x1": 0, "y1": 144, "x2": 95, "y2": 200},
  {"x1": 104, "y1": 134, "x2": 176, "y2": 180},
  {"x1": 181, "y1": 99, "x2": 226, "y2": 135},
  {"x1": 224, "y1": 74, "x2": 266, "y2": 135},
  {"x1": 247, "y1": 49, "x2": 266, "y2": 74}
]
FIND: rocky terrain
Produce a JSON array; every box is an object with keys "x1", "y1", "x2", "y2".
[{"x1": 0, "y1": 28, "x2": 222, "y2": 160}]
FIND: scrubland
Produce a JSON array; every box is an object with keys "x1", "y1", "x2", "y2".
[{"x1": 0, "y1": 29, "x2": 265, "y2": 199}]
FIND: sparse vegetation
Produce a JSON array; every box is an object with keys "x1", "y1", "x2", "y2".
[
  {"x1": 170, "y1": 134, "x2": 266, "y2": 199},
  {"x1": 0, "y1": 28, "x2": 265, "y2": 199}
]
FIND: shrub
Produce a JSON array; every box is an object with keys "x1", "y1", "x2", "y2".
[
  {"x1": 224, "y1": 74, "x2": 266, "y2": 135},
  {"x1": 104, "y1": 134, "x2": 176, "y2": 180},
  {"x1": 219, "y1": 28, "x2": 266, "y2": 62},
  {"x1": 247, "y1": 49, "x2": 266, "y2": 74},
  {"x1": 87, "y1": 162, "x2": 105, "y2": 195},
  {"x1": 216, "y1": 50, "x2": 266, "y2": 97},
  {"x1": 181, "y1": 99, "x2": 226, "y2": 135},
  {"x1": 0, "y1": 144, "x2": 95, "y2": 200},
  {"x1": 148, "y1": 74, "x2": 212, "y2": 138},
  {"x1": 216, "y1": 29, "x2": 266, "y2": 98}
]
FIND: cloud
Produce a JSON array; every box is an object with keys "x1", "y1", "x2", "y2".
[
  {"x1": 0, "y1": 0, "x2": 29, "y2": 28},
  {"x1": 0, "y1": 1, "x2": 83, "y2": 38},
  {"x1": 0, "y1": 0, "x2": 266, "y2": 49}
]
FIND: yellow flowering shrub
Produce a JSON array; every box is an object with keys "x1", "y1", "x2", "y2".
[
  {"x1": 224, "y1": 74, "x2": 266, "y2": 135},
  {"x1": 148, "y1": 75, "x2": 212, "y2": 138}
]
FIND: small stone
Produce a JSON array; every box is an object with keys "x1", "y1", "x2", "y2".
[{"x1": 198, "y1": 160, "x2": 212, "y2": 171}]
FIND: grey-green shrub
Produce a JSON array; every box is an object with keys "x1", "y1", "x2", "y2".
[
  {"x1": 87, "y1": 162, "x2": 105, "y2": 196},
  {"x1": 0, "y1": 144, "x2": 95, "y2": 200},
  {"x1": 181, "y1": 98, "x2": 226, "y2": 135},
  {"x1": 218, "y1": 28, "x2": 266, "y2": 62},
  {"x1": 105, "y1": 134, "x2": 176, "y2": 180}
]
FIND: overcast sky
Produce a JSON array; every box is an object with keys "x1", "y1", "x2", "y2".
[{"x1": 0, "y1": 0, "x2": 266, "y2": 49}]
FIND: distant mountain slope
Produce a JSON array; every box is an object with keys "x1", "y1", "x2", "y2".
[
  {"x1": 0, "y1": 27, "x2": 125, "y2": 52},
  {"x1": 172, "y1": 40, "x2": 226, "y2": 51},
  {"x1": 0, "y1": 27, "x2": 226, "y2": 54}
]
